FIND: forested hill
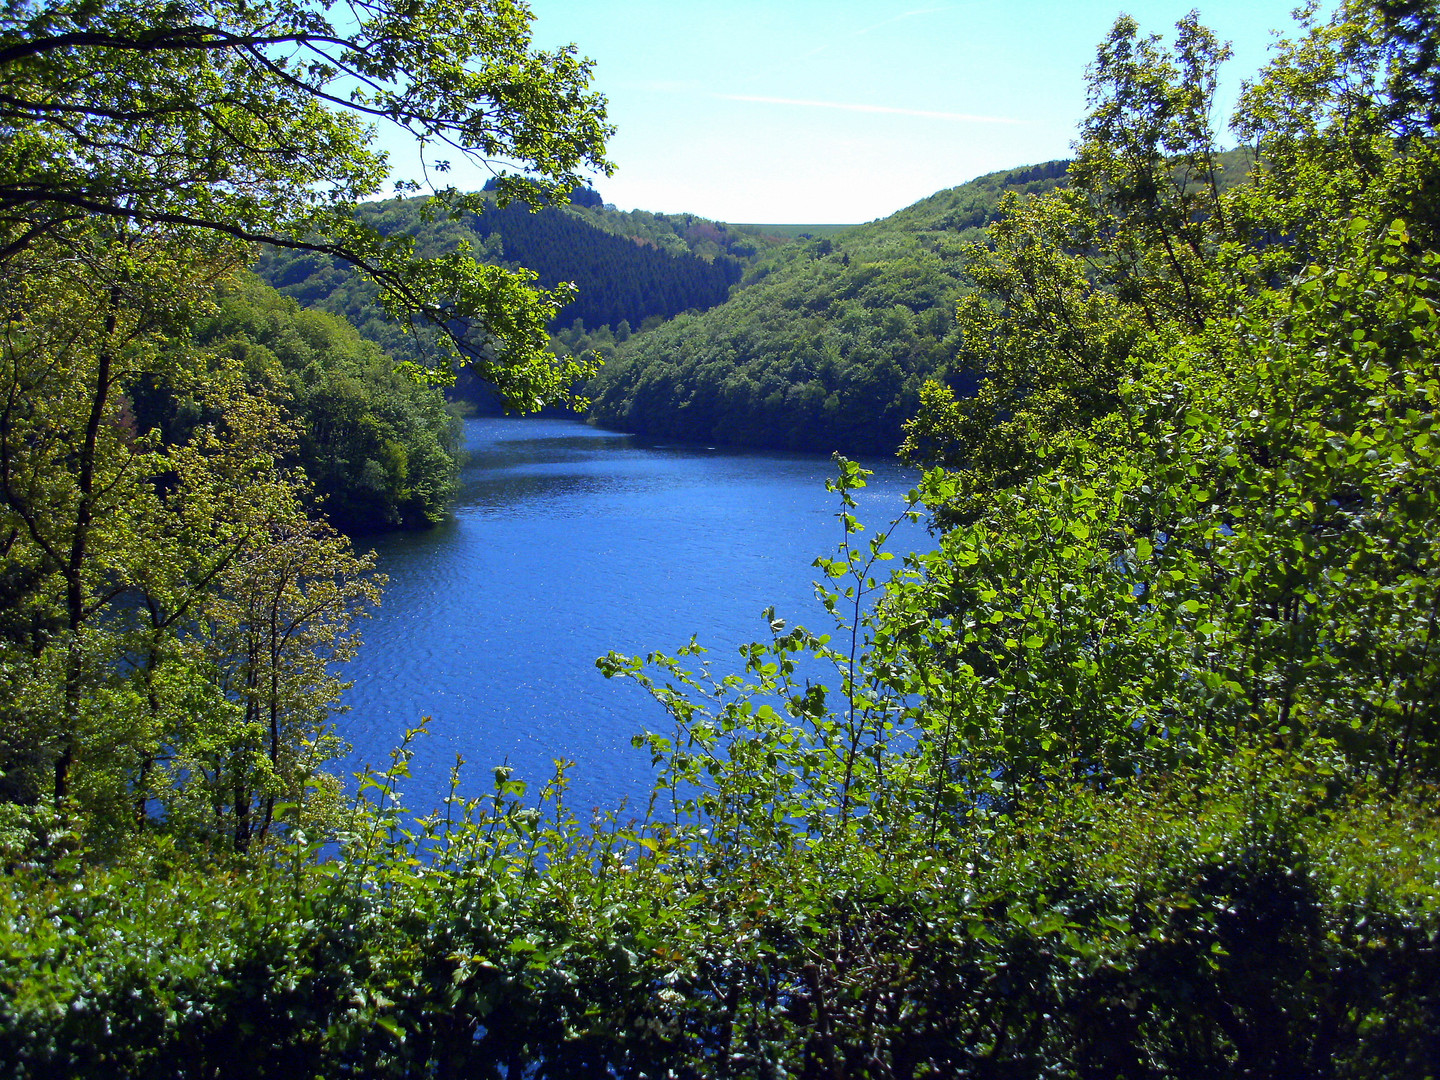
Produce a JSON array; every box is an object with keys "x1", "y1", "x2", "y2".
[
  {"x1": 467, "y1": 191, "x2": 750, "y2": 329},
  {"x1": 582, "y1": 161, "x2": 1070, "y2": 455},
  {"x1": 255, "y1": 190, "x2": 776, "y2": 373}
]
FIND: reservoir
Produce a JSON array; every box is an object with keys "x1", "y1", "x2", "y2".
[{"x1": 340, "y1": 416, "x2": 920, "y2": 817}]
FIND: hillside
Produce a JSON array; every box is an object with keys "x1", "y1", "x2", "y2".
[
  {"x1": 254, "y1": 190, "x2": 779, "y2": 393},
  {"x1": 8, "y1": 0, "x2": 1439, "y2": 1073},
  {"x1": 582, "y1": 161, "x2": 1070, "y2": 455}
]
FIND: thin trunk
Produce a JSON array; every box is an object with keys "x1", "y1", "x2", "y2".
[
  {"x1": 135, "y1": 624, "x2": 163, "y2": 827},
  {"x1": 259, "y1": 589, "x2": 284, "y2": 843},
  {"x1": 56, "y1": 283, "x2": 120, "y2": 802},
  {"x1": 234, "y1": 775, "x2": 250, "y2": 853}
]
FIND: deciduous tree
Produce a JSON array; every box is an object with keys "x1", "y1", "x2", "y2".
[{"x1": 1, "y1": 0, "x2": 612, "y2": 405}]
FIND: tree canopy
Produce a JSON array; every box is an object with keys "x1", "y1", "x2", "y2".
[
  {"x1": 584, "y1": 162, "x2": 1073, "y2": 454},
  {"x1": 902, "y1": 2, "x2": 1440, "y2": 512},
  {"x1": 0, "y1": 0, "x2": 611, "y2": 820},
  {"x1": 188, "y1": 275, "x2": 465, "y2": 531},
  {"x1": 0, "y1": 0, "x2": 612, "y2": 406},
  {"x1": 253, "y1": 190, "x2": 756, "y2": 398},
  {"x1": 2, "y1": 1, "x2": 1438, "y2": 1076}
]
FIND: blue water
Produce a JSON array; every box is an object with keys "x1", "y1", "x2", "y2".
[{"x1": 340, "y1": 417, "x2": 920, "y2": 816}]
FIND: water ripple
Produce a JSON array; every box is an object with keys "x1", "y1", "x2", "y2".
[{"x1": 341, "y1": 417, "x2": 919, "y2": 815}]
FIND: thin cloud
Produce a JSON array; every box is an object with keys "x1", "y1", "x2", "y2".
[
  {"x1": 802, "y1": 6, "x2": 955, "y2": 59},
  {"x1": 715, "y1": 93, "x2": 1022, "y2": 125}
]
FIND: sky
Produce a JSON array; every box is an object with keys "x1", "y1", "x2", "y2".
[{"x1": 391, "y1": 0, "x2": 1323, "y2": 225}]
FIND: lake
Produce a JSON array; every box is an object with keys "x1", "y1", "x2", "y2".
[{"x1": 340, "y1": 416, "x2": 921, "y2": 816}]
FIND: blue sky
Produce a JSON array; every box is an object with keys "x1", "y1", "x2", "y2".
[{"x1": 411, "y1": 1, "x2": 1322, "y2": 224}]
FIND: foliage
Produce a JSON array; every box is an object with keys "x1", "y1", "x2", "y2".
[
  {"x1": 254, "y1": 191, "x2": 753, "y2": 403},
  {"x1": 0, "y1": 0, "x2": 611, "y2": 408},
  {"x1": 567, "y1": 202, "x2": 782, "y2": 265},
  {"x1": 189, "y1": 276, "x2": 464, "y2": 531},
  {"x1": 899, "y1": 14, "x2": 1255, "y2": 507},
  {"x1": 902, "y1": 1, "x2": 1440, "y2": 518},
  {"x1": 0, "y1": 442, "x2": 1436, "y2": 1075},
  {"x1": 585, "y1": 162, "x2": 1070, "y2": 454},
  {"x1": 888, "y1": 219, "x2": 1439, "y2": 800},
  {"x1": 2, "y1": 2, "x2": 1438, "y2": 1076},
  {"x1": 469, "y1": 198, "x2": 745, "y2": 330},
  {"x1": 0, "y1": 0, "x2": 613, "y2": 835},
  {"x1": 0, "y1": 222, "x2": 381, "y2": 838},
  {"x1": 1229, "y1": 0, "x2": 1440, "y2": 256}
]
